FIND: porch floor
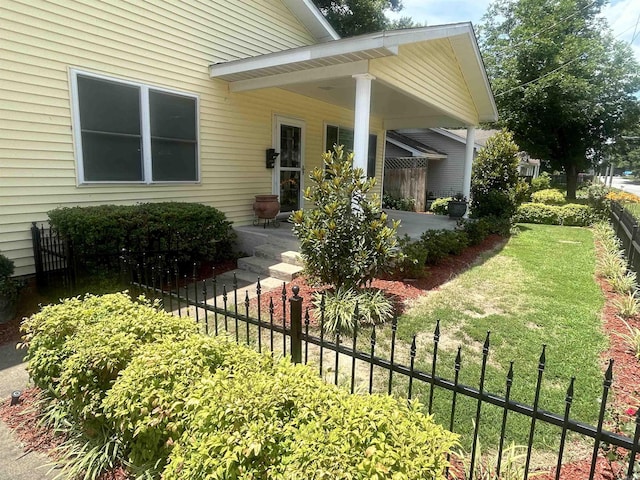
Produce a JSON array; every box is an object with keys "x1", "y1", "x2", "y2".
[{"x1": 233, "y1": 209, "x2": 458, "y2": 258}]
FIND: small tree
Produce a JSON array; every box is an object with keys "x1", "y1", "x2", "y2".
[
  {"x1": 291, "y1": 146, "x2": 401, "y2": 290},
  {"x1": 471, "y1": 130, "x2": 521, "y2": 219}
]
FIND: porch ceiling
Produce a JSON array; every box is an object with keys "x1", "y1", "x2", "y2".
[{"x1": 209, "y1": 23, "x2": 498, "y2": 129}]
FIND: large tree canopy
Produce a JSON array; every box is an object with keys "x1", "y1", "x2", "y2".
[
  {"x1": 312, "y1": 0, "x2": 410, "y2": 37},
  {"x1": 478, "y1": 0, "x2": 640, "y2": 198}
]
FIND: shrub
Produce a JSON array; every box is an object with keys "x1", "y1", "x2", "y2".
[
  {"x1": 586, "y1": 184, "x2": 611, "y2": 214},
  {"x1": 47, "y1": 202, "x2": 235, "y2": 270},
  {"x1": 398, "y1": 236, "x2": 429, "y2": 278},
  {"x1": 163, "y1": 360, "x2": 458, "y2": 480},
  {"x1": 312, "y1": 287, "x2": 394, "y2": 335},
  {"x1": 606, "y1": 190, "x2": 640, "y2": 204},
  {"x1": 382, "y1": 193, "x2": 416, "y2": 211},
  {"x1": 470, "y1": 130, "x2": 521, "y2": 219},
  {"x1": 515, "y1": 203, "x2": 596, "y2": 226},
  {"x1": 429, "y1": 196, "x2": 452, "y2": 215},
  {"x1": 103, "y1": 335, "x2": 272, "y2": 471},
  {"x1": 459, "y1": 218, "x2": 492, "y2": 246},
  {"x1": 419, "y1": 229, "x2": 470, "y2": 264},
  {"x1": 614, "y1": 292, "x2": 640, "y2": 319},
  {"x1": 531, "y1": 188, "x2": 566, "y2": 205},
  {"x1": 0, "y1": 253, "x2": 19, "y2": 300},
  {"x1": 21, "y1": 293, "x2": 197, "y2": 425},
  {"x1": 530, "y1": 172, "x2": 551, "y2": 192},
  {"x1": 291, "y1": 146, "x2": 401, "y2": 289}
]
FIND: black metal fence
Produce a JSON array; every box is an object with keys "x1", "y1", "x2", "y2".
[
  {"x1": 611, "y1": 202, "x2": 640, "y2": 275},
  {"x1": 31, "y1": 222, "x2": 75, "y2": 289},
  {"x1": 31, "y1": 222, "x2": 185, "y2": 290},
  {"x1": 131, "y1": 264, "x2": 640, "y2": 480}
]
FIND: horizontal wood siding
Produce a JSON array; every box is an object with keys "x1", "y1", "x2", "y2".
[
  {"x1": 397, "y1": 130, "x2": 469, "y2": 197},
  {"x1": 369, "y1": 39, "x2": 478, "y2": 126},
  {"x1": 1, "y1": 0, "x2": 383, "y2": 276}
]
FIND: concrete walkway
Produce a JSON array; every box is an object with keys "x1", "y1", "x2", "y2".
[{"x1": 0, "y1": 341, "x2": 55, "y2": 480}]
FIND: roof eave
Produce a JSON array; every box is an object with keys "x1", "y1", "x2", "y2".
[{"x1": 282, "y1": 0, "x2": 340, "y2": 43}]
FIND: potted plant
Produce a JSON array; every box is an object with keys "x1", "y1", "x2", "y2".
[
  {"x1": 447, "y1": 192, "x2": 468, "y2": 218},
  {"x1": 0, "y1": 253, "x2": 20, "y2": 324}
]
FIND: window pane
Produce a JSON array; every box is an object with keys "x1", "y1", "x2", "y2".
[
  {"x1": 77, "y1": 75, "x2": 140, "y2": 135},
  {"x1": 82, "y1": 132, "x2": 143, "y2": 181},
  {"x1": 368, "y1": 134, "x2": 377, "y2": 178},
  {"x1": 151, "y1": 139, "x2": 197, "y2": 181},
  {"x1": 149, "y1": 90, "x2": 197, "y2": 141},
  {"x1": 338, "y1": 127, "x2": 355, "y2": 152},
  {"x1": 326, "y1": 125, "x2": 338, "y2": 152},
  {"x1": 279, "y1": 170, "x2": 301, "y2": 213}
]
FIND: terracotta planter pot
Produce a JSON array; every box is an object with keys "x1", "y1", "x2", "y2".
[{"x1": 253, "y1": 195, "x2": 280, "y2": 219}]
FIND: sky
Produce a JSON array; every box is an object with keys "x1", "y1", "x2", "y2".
[{"x1": 386, "y1": 0, "x2": 640, "y2": 63}]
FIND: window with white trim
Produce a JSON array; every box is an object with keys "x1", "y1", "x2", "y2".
[
  {"x1": 72, "y1": 71, "x2": 199, "y2": 183},
  {"x1": 325, "y1": 124, "x2": 377, "y2": 178}
]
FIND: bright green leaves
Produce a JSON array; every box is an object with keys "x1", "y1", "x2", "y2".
[{"x1": 291, "y1": 145, "x2": 401, "y2": 290}]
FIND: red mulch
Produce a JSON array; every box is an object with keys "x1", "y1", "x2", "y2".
[
  {"x1": 255, "y1": 234, "x2": 508, "y2": 323},
  {"x1": 2, "y1": 233, "x2": 640, "y2": 480}
]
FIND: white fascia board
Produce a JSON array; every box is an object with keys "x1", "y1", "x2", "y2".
[
  {"x1": 230, "y1": 60, "x2": 369, "y2": 92},
  {"x1": 209, "y1": 30, "x2": 413, "y2": 80},
  {"x1": 283, "y1": 0, "x2": 340, "y2": 42},
  {"x1": 429, "y1": 127, "x2": 483, "y2": 149},
  {"x1": 386, "y1": 136, "x2": 424, "y2": 157}
]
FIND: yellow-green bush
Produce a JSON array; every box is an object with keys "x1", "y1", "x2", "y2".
[
  {"x1": 24, "y1": 293, "x2": 458, "y2": 480},
  {"x1": 530, "y1": 188, "x2": 566, "y2": 205},
  {"x1": 164, "y1": 361, "x2": 458, "y2": 480},
  {"x1": 102, "y1": 334, "x2": 272, "y2": 470},
  {"x1": 21, "y1": 293, "x2": 196, "y2": 423},
  {"x1": 515, "y1": 203, "x2": 596, "y2": 226}
]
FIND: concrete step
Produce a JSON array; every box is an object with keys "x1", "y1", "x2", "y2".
[
  {"x1": 237, "y1": 256, "x2": 303, "y2": 282},
  {"x1": 254, "y1": 244, "x2": 303, "y2": 266},
  {"x1": 266, "y1": 234, "x2": 300, "y2": 252}
]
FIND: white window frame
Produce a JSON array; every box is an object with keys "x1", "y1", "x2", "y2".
[
  {"x1": 323, "y1": 122, "x2": 377, "y2": 178},
  {"x1": 70, "y1": 68, "x2": 200, "y2": 185}
]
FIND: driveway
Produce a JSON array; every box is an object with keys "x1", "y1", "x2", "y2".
[{"x1": 610, "y1": 176, "x2": 640, "y2": 197}]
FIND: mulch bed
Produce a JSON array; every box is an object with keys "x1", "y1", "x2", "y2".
[{"x1": 2, "y1": 232, "x2": 640, "y2": 479}]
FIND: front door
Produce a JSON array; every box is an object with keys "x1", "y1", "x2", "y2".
[{"x1": 274, "y1": 116, "x2": 304, "y2": 214}]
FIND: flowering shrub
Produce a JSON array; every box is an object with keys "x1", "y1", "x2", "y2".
[{"x1": 606, "y1": 191, "x2": 640, "y2": 204}]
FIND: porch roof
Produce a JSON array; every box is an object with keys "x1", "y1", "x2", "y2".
[{"x1": 209, "y1": 23, "x2": 498, "y2": 129}]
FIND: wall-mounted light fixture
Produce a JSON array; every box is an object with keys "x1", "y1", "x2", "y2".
[{"x1": 266, "y1": 148, "x2": 280, "y2": 169}]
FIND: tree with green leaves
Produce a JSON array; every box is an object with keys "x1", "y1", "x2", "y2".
[
  {"x1": 478, "y1": 0, "x2": 640, "y2": 199},
  {"x1": 312, "y1": 0, "x2": 411, "y2": 37}
]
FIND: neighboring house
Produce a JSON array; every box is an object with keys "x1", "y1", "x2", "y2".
[
  {"x1": 384, "y1": 128, "x2": 541, "y2": 209},
  {"x1": 384, "y1": 128, "x2": 482, "y2": 209},
  {"x1": 1, "y1": 0, "x2": 497, "y2": 276}
]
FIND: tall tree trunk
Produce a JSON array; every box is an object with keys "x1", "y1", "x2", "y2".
[{"x1": 566, "y1": 163, "x2": 578, "y2": 200}]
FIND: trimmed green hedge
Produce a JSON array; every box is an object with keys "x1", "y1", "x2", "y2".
[
  {"x1": 47, "y1": 202, "x2": 235, "y2": 267},
  {"x1": 21, "y1": 293, "x2": 458, "y2": 479},
  {"x1": 515, "y1": 202, "x2": 596, "y2": 226}
]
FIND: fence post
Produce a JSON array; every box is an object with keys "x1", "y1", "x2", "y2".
[
  {"x1": 289, "y1": 285, "x2": 303, "y2": 364},
  {"x1": 31, "y1": 222, "x2": 44, "y2": 289}
]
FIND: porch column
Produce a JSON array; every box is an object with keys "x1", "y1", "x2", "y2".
[
  {"x1": 352, "y1": 73, "x2": 375, "y2": 175},
  {"x1": 462, "y1": 126, "x2": 475, "y2": 202}
]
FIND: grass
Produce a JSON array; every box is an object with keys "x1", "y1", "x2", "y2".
[
  {"x1": 22, "y1": 225, "x2": 607, "y2": 461},
  {"x1": 372, "y1": 224, "x2": 606, "y2": 453}
]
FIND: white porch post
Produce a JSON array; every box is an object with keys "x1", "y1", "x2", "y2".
[
  {"x1": 462, "y1": 126, "x2": 475, "y2": 202},
  {"x1": 352, "y1": 73, "x2": 375, "y2": 175}
]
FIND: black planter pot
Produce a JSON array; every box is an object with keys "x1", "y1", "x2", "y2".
[{"x1": 447, "y1": 200, "x2": 468, "y2": 218}]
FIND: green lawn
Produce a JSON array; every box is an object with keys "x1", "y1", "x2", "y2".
[{"x1": 381, "y1": 224, "x2": 607, "y2": 452}]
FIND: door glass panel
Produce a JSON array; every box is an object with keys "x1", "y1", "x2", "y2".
[
  {"x1": 280, "y1": 125, "x2": 301, "y2": 168},
  {"x1": 278, "y1": 122, "x2": 302, "y2": 212},
  {"x1": 279, "y1": 170, "x2": 301, "y2": 213}
]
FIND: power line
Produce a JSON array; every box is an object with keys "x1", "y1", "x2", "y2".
[{"x1": 493, "y1": 18, "x2": 636, "y2": 98}]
